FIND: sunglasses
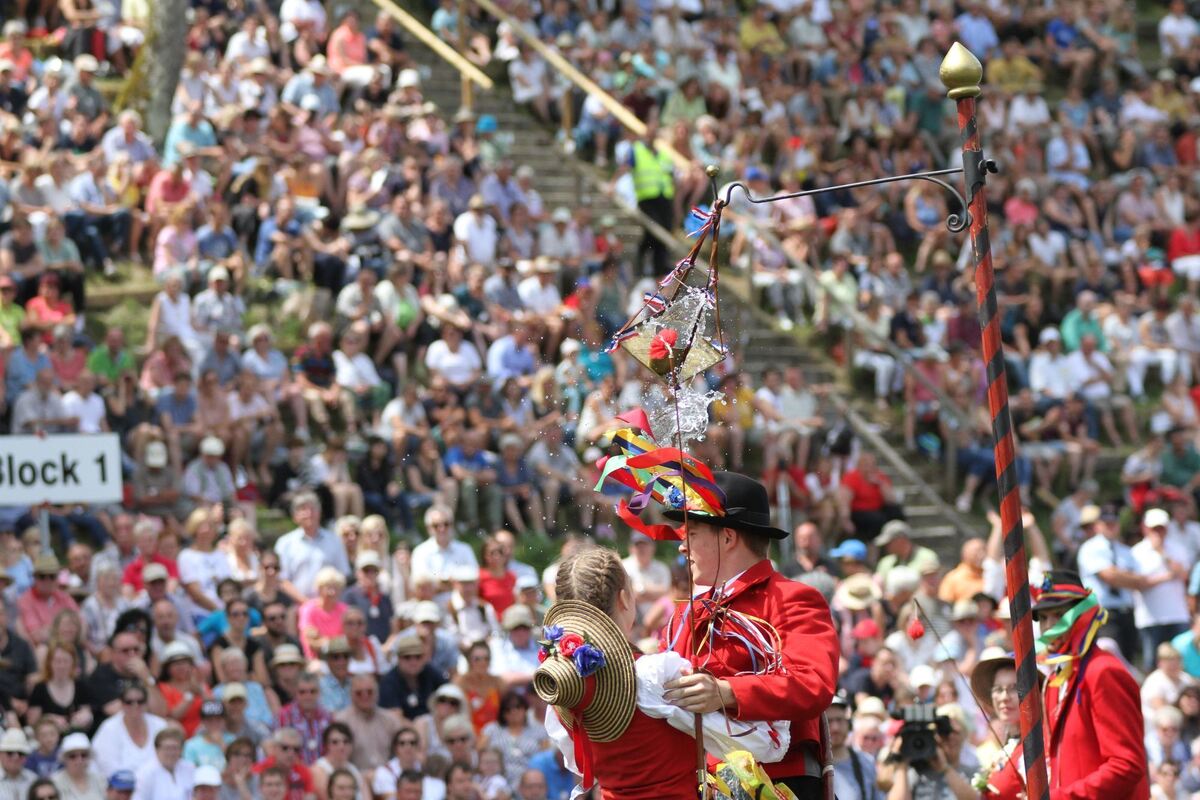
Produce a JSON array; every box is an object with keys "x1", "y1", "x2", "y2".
[
  {"x1": 228, "y1": 610, "x2": 248, "y2": 618},
  {"x1": 437, "y1": 697, "x2": 461, "y2": 706},
  {"x1": 429, "y1": 522, "x2": 450, "y2": 529},
  {"x1": 444, "y1": 736, "x2": 470, "y2": 744},
  {"x1": 263, "y1": 565, "x2": 280, "y2": 573},
  {"x1": 122, "y1": 697, "x2": 146, "y2": 706},
  {"x1": 397, "y1": 738, "x2": 419, "y2": 747},
  {"x1": 328, "y1": 653, "x2": 350, "y2": 660},
  {"x1": 265, "y1": 614, "x2": 285, "y2": 622},
  {"x1": 65, "y1": 752, "x2": 89, "y2": 760}
]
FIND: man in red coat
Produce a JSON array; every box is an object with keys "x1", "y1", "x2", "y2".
[
  {"x1": 658, "y1": 471, "x2": 839, "y2": 799},
  {"x1": 1031, "y1": 569, "x2": 1150, "y2": 800}
]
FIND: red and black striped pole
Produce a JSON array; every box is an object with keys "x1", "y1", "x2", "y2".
[{"x1": 941, "y1": 42, "x2": 1049, "y2": 800}]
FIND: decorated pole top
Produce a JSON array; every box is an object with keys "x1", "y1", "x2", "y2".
[{"x1": 939, "y1": 42, "x2": 983, "y2": 99}]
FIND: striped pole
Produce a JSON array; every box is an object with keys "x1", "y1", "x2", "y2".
[{"x1": 941, "y1": 42, "x2": 1049, "y2": 800}]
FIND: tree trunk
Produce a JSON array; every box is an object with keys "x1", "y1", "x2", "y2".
[{"x1": 144, "y1": 0, "x2": 187, "y2": 143}]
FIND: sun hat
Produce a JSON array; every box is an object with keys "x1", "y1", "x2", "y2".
[
  {"x1": 143, "y1": 563, "x2": 169, "y2": 583},
  {"x1": 662, "y1": 471, "x2": 789, "y2": 539},
  {"x1": 855, "y1": 696, "x2": 887, "y2": 721},
  {"x1": 270, "y1": 643, "x2": 305, "y2": 666},
  {"x1": 873, "y1": 520, "x2": 911, "y2": 547},
  {"x1": 322, "y1": 636, "x2": 351, "y2": 657},
  {"x1": 412, "y1": 601, "x2": 442, "y2": 625},
  {"x1": 909, "y1": 664, "x2": 937, "y2": 690},
  {"x1": 393, "y1": 636, "x2": 424, "y2": 657},
  {"x1": 0, "y1": 728, "x2": 32, "y2": 754},
  {"x1": 1144, "y1": 507, "x2": 1171, "y2": 528},
  {"x1": 33, "y1": 553, "x2": 61, "y2": 575},
  {"x1": 502, "y1": 604, "x2": 535, "y2": 630},
  {"x1": 162, "y1": 641, "x2": 195, "y2": 665},
  {"x1": 833, "y1": 573, "x2": 881, "y2": 612},
  {"x1": 969, "y1": 646, "x2": 1043, "y2": 715},
  {"x1": 533, "y1": 599, "x2": 637, "y2": 744},
  {"x1": 221, "y1": 682, "x2": 248, "y2": 702},
  {"x1": 60, "y1": 732, "x2": 90, "y2": 753}
]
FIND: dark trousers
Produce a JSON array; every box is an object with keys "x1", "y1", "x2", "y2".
[
  {"x1": 850, "y1": 504, "x2": 905, "y2": 542},
  {"x1": 777, "y1": 776, "x2": 826, "y2": 799},
  {"x1": 64, "y1": 209, "x2": 131, "y2": 268},
  {"x1": 637, "y1": 194, "x2": 674, "y2": 276},
  {"x1": 1098, "y1": 607, "x2": 1139, "y2": 665}
]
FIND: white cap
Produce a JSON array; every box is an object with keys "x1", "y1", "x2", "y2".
[
  {"x1": 397, "y1": 68, "x2": 420, "y2": 88},
  {"x1": 356, "y1": 550, "x2": 383, "y2": 571},
  {"x1": 194, "y1": 766, "x2": 222, "y2": 787},
  {"x1": 910, "y1": 664, "x2": 937, "y2": 689},
  {"x1": 144, "y1": 441, "x2": 168, "y2": 468},
  {"x1": 162, "y1": 641, "x2": 195, "y2": 664},
  {"x1": 200, "y1": 436, "x2": 225, "y2": 457},
  {"x1": 412, "y1": 600, "x2": 442, "y2": 624},
  {"x1": 1144, "y1": 508, "x2": 1171, "y2": 528},
  {"x1": 1039, "y1": 328, "x2": 1061, "y2": 345},
  {"x1": 208, "y1": 265, "x2": 230, "y2": 282}
]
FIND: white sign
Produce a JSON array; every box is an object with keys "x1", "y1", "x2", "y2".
[{"x1": 0, "y1": 434, "x2": 122, "y2": 505}]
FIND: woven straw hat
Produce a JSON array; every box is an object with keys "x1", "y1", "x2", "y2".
[{"x1": 533, "y1": 600, "x2": 636, "y2": 743}]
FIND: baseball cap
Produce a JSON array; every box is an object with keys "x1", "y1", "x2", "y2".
[
  {"x1": 910, "y1": 664, "x2": 937, "y2": 689},
  {"x1": 108, "y1": 771, "x2": 136, "y2": 792},
  {"x1": 200, "y1": 700, "x2": 225, "y2": 718},
  {"x1": 355, "y1": 550, "x2": 382, "y2": 571},
  {"x1": 951, "y1": 599, "x2": 980, "y2": 622},
  {"x1": 393, "y1": 636, "x2": 424, "y2": 657},
  {"x1": 143, "y1": 563, "x2": 169, "y2": 583},
  {"x1": 61, "y1": 732, "x2": 90, "y2": 753},
  {"x1": 199, "y1": 435, "x2": 225, "y2": 457},
  {"x1": 1144, "y1": 508, "x2": 1170, "y2": 528},
  {"x1": 855, "y1": 696, "x2": 887, "y2": 721},
  {"x1": 829, "y1": 539, "x2": 867, "y2": 561},
  {"x1": 221, "y1": 682, "x2": 248, "y2": 702},
  {"x1": 144, "y1": 441, "x2": 169, "y2": 468},
  {"x1": 322, "y1": 636, "x2": 351, "y2": 657},
  {"x1": 516, "y1": 573, "x2": 540, "y2": 591},
  {"x1": 412, "y1": 601, "x2": 442, "y2": 625},
  {"x1": 851, "y1": 618, "x2": 881, "y2": 640},
  {"x1": 502, "y1": 604, "x2": 534, "y2": 630},
  {"x1": 270, "y1": 644, "x2": 305, "y2": 666},
  {"x1": 195, "y1": 766, "x2": 222, "y2": 787},
  {"x1": 873, "y1": 520, "x2": 911, "y2": 547}
]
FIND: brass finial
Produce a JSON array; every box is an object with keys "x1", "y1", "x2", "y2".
[
  {"x1": 705, "y1": 164, "x2": 720, "y2": 178},
  {"x1": 940, "y1": 42, "x2": 983, "y2": 99}
]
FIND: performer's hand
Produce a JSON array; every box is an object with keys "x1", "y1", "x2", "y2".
[{"x1": 663, "y1": 673, "x2": 735, "y2": 713}]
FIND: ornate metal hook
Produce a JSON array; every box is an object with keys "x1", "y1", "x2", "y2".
[{"x1": 714, "y1": 166, "x2": 974, "y2": 234}]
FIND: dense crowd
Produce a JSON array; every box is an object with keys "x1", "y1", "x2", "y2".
[{"x1": 0, "y1": 0, "x2": 1196, "y2": 797}]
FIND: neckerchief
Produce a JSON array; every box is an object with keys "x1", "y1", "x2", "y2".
[{"x1": 1036, "y1": 593, "x2": 1107, "y2": 690}]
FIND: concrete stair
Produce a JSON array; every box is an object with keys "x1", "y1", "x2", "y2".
[{"x1": 410, "y1": 40, "x2": 973, "y2": 564}]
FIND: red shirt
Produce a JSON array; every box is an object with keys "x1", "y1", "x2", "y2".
[
  {"x1": 840, "y1": 469, "x2": 891, "y2": 513},
  {"x1": 252, "y1": 756, "x2": 315, "y2": 800},
  {"x1": 478, "y1": 569, "x2": 517, "y2": 617},
  {"x1": 582, "y1": 707, "x2": 697, "y2": 799},
  {"x1": 121, "y1": 554, "x2": 180, "y2": 591},
  {"x1": 1168, "y1": 225, "x2": 1200, "y2": 262}
]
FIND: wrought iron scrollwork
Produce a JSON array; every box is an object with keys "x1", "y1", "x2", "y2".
[{"x1": 715, "y1": 165, "x2": 977, "y2": 234}]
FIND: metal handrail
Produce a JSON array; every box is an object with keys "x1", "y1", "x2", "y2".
[
  {"x1": 466, "y1": 0, "x2": 690, "y2": 170},
  {"x1": 370, "y1": 0, "x2": 494, "y2": 92}
]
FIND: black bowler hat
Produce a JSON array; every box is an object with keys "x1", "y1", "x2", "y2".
[
  {"x1": 662, "y1": 471, "x2": 790, "y2": 540},
  {"x1": 1031, "y1": 568, "x2": 1090, "y2": 620}
]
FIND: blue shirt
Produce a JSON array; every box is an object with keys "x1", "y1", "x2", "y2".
[
  {"x1": 197, "y1": 225, "x2": 239, "y2": 260},
  {"x1": 318, "y1": 672, "x2": 351, "y2": 714},
  {"x1": 274, "y1": 526, "x2": 351, "y2": 597},
  {"x1": 162, "y1": 119, "x2": 218, "y2": 165},
  {"x1": 156, "y1": 390, "x2": 197, "y2": 426},
  {"x1": 954, "y1": 13, "x2": 998, "y2": 60},
  {"x1": 254, "y1": 217, "x2": 303, "y2": 267},
  {"x1": 485, "y1": 335, "x2": 537, "y2": 382},
  {"x1": 1172, "y1": 629, "x2": 1200, "y2": 679},
  {"x1": 5, "y1": 347, "x2": 49, "y2": 399},
  {"x1": 444, "y1": 447, "x2": 497, "y2": 475},
  {"x1": 527, "y1": 749, "x2": 576, "y2": 800}
]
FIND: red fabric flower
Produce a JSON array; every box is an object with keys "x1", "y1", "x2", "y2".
[
  {"x1": 648, "y1": 328, "x2": 679, "y2": 360},
  {"x1": 907, "y1": 617, "x2": 925, "y2": 641},
  {"x1": 538, "y1": 648, "x2": 548, "y2": 663},
  {"x1": 558, "y1": 633, "x2": 585, "y2": 658}
]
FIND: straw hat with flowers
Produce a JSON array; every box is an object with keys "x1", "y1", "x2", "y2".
[{"x1": 532, "y1": 600, "x2": 636, "y2": 743}]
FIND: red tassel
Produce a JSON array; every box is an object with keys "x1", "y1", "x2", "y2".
[{"x1": 907, "y1": 618, "x2": 925, "y2": 640}]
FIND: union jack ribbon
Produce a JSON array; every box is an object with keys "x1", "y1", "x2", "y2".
[
  {"x1": 604, "y1": 328, "x2": 637, "y2": 352},
  {"x1": 658, "y1": 260, "x2": 691, "y2": 289},
  {"x1": 643, "y1": 292, "x2": 667, "y2": 313},
  {"x1": 688, "y1": 205, "x2": 716, "y2": 238},
  {"x1": 702, "y1": 290, "x2": 716, "y2": 309}
]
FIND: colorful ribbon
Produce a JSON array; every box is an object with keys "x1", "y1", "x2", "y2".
[{"x1": 1036, "y1": 592, "x2": 1107, "y2": 690}]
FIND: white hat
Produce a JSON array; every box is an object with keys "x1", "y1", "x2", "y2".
[
  {"x1": 432, "y1": 683, "x2": 468, "y2": 706},
  {"x1": 951, "y1": 599, "x2": 980, "y2": 622},
  {"x1": 200, "y1": 436, "x2": 225, "y2": 457},
  {"x1": 449, "y1": 565, "x2": 479, "y2": 583},
  {"x1": 0, "y1": 728, "x2": 32, "y2": 754},
  {"x1": 560, "y1": 338, "x2": 581, "y2": 356},
  {"x1": 300, "y1": 94, "x2": 323, "y2": 112},
  {"x1": 74, "y1": 54, "x2": 99, "y2": 72},
  {"x1": 909, "y1": 664, "x2": 937, "y2": 689},
  {"x1": 355, "y1": 550, "x2": 382, "y2": 571},
  {"x1": 307, "y1": 55, "x2": 331, "y2": 75},
  {"x1": 61, "y1": 732, "x2": 90, "y2": 753},
  {"x1": 194, "y1": 766, "x2": 222, "y2": 787},
  {"x1": 551, "y1": 207, "x2": 572, "y2": 223},
  {"x1": 397, "y1": 68, "x2": 421, "y2": 88},
  {"x1": 162, "y1": 641, "x2": 195, "y2": 665},
  {"x1": 1038, "y1": 328, "x2": 1061, "y2": 345},
  {"x1": 144, "y1": 441, "x2": 169, "y2": 469},
  {"x1": 412, "y1": 600, "x2": 442, "y2": 624},
  {"x1": 516, "y1": 574, "x2": 540, "y2": 591},
  {"x1": 1144, "y1": 508, "x2": 1171, "y2": 528},
  {"x1": 855, "y1": 696, "x2": 887, "y2": 721},
  {"x1": 502, "y1": 604, "x2": 535, "y2": 630},
  {"x1": 208, "y1": 265, "x2": 230, "y2": 282}
]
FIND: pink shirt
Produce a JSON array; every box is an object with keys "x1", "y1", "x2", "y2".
[
  {"x1": 326, "y1": 25, "x2": 366, "y2": 72},
  {"x1": 16, "y1": 586, "x2": 79, "y2": 645},
  {"x1": 297, "y1": 599, "x2": 347, "y2": 659}
]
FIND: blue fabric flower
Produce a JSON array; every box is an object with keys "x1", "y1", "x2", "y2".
[
  {"x1": 573, "y1": 643, "x2": 606, "y2": 677},
  {"x1": 543, "y1": 625, "x2": 565, "y2": 642},
  {"x1": 665, "y1": 485, "x2": 685, "y2": 509}
]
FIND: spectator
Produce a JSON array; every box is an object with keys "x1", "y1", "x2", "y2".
[
  {"x1": 275, "y1": 493, "x2": 351, "y2": 601},
  {"x1": 91, "y1": 684, "x2": 167, "y2": 787},
  {"x1": 1135, "y1": 508, "x2": 1192, "y2": 666}
]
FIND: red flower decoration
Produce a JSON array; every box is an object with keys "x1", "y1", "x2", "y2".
[
  {"x1": 538, "y1": 649, "x2": 548, "y2": 663},
  {"x1": 648, "y1": 328, "x2": 679, "y2": 360},
  {"x1": 558, "y1": 633, "x2": 585, "y2": 658},
  {"x1": 907, "y1": 617, "x2": 925, "y2": 641}
]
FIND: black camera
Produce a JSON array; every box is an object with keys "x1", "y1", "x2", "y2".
[{"x1": 891, "y1": 703, "x2": 953, "y2": 768}]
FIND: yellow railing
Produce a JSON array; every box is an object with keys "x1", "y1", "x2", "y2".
[{"x1": 370, "y1": 0, "x2": 494, "y2": 108}]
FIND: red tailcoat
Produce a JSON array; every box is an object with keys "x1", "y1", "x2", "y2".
[
  {"x1": 1043, "y1": 648, "x2": 1150, "y2": 800},
  {"x1": 660, "y1": 559, "x2": 839, "y2": 780}
]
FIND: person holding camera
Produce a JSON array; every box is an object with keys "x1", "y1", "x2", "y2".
[
  {"x1": 878, "y1": 702, "x2": 977, "y2": 800},
  {"x1": 828, "y1": 692, "x2": 883, "y2": 800}
]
